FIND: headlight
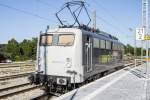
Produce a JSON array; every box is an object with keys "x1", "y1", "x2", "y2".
[
  {"x1": 38, "y1": 57, "x2": 41, "y2": 66},
  {"x1": 66, "y1": 58, "x2": 72, "y2": 68}
]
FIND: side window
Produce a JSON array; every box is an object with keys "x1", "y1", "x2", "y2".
[
  {"x1": 106, "y1": 41, "x2": 111, "y2": 49},
  {"x1": 113, "y1": 43, "x2": 115, "y2": 50},
  {"x1": 93, "y1": 38, "x2": 99, "y2": 48},
  {"x1": 100, "y1": 40, "x2": 105, "y2": 49}
]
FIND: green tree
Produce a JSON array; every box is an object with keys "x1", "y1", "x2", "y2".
[
  {"x1": 124, "y1": 44, "x2": 134, "y2": 55},
  {"x1": 30, "y1": 38, "x2": 38, "y2": 60},
  {"x1": 0, "y1": 44, "x2": 11, "y2": 61},
  {"x1": 136, "y1": 47, "x2": 142, "y2": 56},
  {"x1": 19, "y1": 38, "x2": 37, "y2": 60},
  {"x1": 1, "y1": 37, "x2": 38, "y2": 61},
  {"x1": 20, "y1": 39, "x2": 32, "y2": 60},
  {"x1": 5, "y1": 38, "x2": 20, "y2": 61}
]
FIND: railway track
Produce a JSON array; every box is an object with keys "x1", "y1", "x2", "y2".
[
  {"x1": 31, "y1": 60, "x2": 144, "y2": 100},
  {"x1": 0, "y1": 71, "x2": 38, "y2": 99},
  {"x1": 0, "y1": 62, "x2": 35, "y2": 78},
  {"x1": 0, "y1": 60, "x2": 144, "y2": 100},
  {"x1": 0, "y1": 83, "x2": 42, "y2": 99},
  {"x1": 0, "y1": 71, "x2": 34, "y2": 81}
]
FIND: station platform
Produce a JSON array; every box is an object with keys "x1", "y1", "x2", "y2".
[{"x1": 56, "y1": 63, "x2": 150, "y2": 100}]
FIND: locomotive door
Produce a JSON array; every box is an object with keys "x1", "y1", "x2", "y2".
[{"x1": 85, "y1": 36, "x2": 93, "y2": 72}]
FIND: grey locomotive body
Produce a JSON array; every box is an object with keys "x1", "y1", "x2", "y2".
[{"x1": 29, "y1": 27, "x2": 124, "y2": 92}]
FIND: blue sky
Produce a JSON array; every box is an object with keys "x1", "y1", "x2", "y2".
[{"x1": 0, "y1": 0, "x2": 149, "y2": 45}]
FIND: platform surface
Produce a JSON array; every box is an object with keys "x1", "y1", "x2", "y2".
[{"x1": 56, "y1": 62, "x2": 150, "y2": 100}]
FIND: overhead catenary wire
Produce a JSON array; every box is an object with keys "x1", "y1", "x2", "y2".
[
  {"x1": 0, "y1": 0, "x2": 131, "y2": 40},
  {"x1": 0, "y1": 3, "x2": 56, "y2": 23},
  {"x1": 34, "y1": 0, "x2": 109, "y2": 29},
  {"x1": 35, "y1": 0, "x2": 127, "y2": 36},
  {"x1": 92, "y1": 0, "x2": 130, "y2": 31},
  {"x1": 87, "y1": 8, "x2": 123, "y2": 37},
  {"x1": 37, "y1": 0, "x2": 93, "y2": 27},
  {"x1": 36, "y1": 0, "x2": 56, "y2": 8},
  {"x1": 88, "y1": 8, "x2": 126, "y2": 34},
  {"x1": 88, "y1": 1, "x2": 134, "y2": 39}
]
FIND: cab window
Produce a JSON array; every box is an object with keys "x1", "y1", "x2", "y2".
[
  {"x1": 47, "y1": 35, "x2": 53, "y2": 45},
  {"x1": 58, "y1": 34, "x2": 74, "y2": 46},
  {"x1": 40, "y1": 35, "x2": 46, "y2": 45},
  {"x1": 40, "y1": 34, "x2": 53, "y2": 45}
]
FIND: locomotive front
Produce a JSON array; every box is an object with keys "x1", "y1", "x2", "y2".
[{"x1": 29, "y1": 28, "x2": 83, "y2": 91}]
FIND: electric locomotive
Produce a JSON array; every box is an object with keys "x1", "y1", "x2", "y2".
[
  {"x1": 29, "y1": 25, "x2": 124, "y2": 92},
  {"x1": 29, "y1": 1, "x2": 124, "y2": 93}
]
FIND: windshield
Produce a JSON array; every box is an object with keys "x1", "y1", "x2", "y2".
[
  {"x1": 40, "y1": 34, "x2": 53, "y2": 45},
  {"x1": 40, "y1": 34, "x2": 74, "y2": 46},
  {"x1": 58, "y1": 34, "x2": 74, "y2": 46},
  {"x1": 40, "y1": 35, "x2": 46, "y2": 45},
  {"x1": 47, "y1": 35, "x2": 53, "y2": 45}
]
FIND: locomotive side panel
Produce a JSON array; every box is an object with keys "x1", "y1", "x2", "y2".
[{"x1": 82, "y1": 30, "x2": 124, "y2": 81}]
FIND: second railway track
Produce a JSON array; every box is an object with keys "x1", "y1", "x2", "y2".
[
  {"x1": 0, "y1": 71, "x2": 34, "y2": 81},
  {"x1": 0, "y1": 83, "x2": 42, "y2": 99}
]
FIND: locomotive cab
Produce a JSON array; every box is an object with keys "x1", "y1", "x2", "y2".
[{"x1": 31, "y1": 28, "x2": 84, "y2": 87}]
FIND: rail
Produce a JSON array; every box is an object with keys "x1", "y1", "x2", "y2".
[
  {"x1": 0, "y1": 62, "x2": 35, "y2": 77},
  {"x1": 0, "y1": 62, "x2": 35, "y2": 67},
  {"x1": 0, "y1": 71, "x2": 34, "y2": 81},
  {"x1": 0, "y1": 59, "x2": 145, "y2": 99},
  {"x1": 0, "y1": 84, "x2": 41, "y2": 99}
]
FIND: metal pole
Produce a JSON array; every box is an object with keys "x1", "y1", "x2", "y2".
[
  {"x1": 142, "y1": 0, "x2": 149, "y2": 99},
  {"x1": 93, "y1": 10, "x2": 96, "y2": 29},
  {"x1": 142, "y1": 0, "x2": 148, "y2": 78}
]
